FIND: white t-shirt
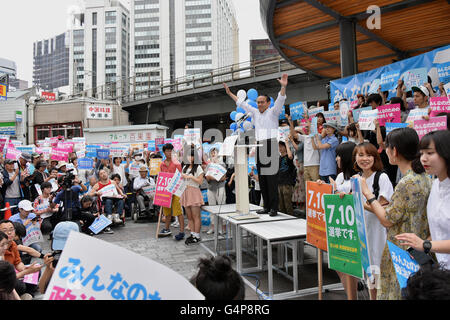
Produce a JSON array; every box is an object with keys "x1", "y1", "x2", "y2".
[
  {"x1": 335, "y1": 172, "x2": 351, "y2": 194},
  {"x1": 427, "y1": 178, "x2": 450, "y2": 269},
  {"x1": 184, "y1": 166, "x2": 204, "y2": 188},
  {"x1": 296, "y1": 134, "x2": 320, "y2": 167},
  {"x1": 362, "y1": 172, "x2": 394, "y2": 269}
]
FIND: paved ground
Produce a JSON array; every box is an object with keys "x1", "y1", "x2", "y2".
[{"x1": 33, "y1": 215, "x2": 369, "y2": 300}]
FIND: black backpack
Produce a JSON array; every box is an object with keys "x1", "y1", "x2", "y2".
[{"x1": 359, "y1": 171, "x2": 383, "y2": 199}]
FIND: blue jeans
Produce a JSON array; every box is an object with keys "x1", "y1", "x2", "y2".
[{"x1": 104, "y1": 198, "x2": 124, "y2": 216}]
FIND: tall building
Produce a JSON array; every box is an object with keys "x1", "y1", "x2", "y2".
[
  {"x1": 0, "y1": 58, "x2": 29, "y2": 91},
  {"x1": 69, "y1": 0, "x2": 130, "y2": 97},
  {"x1": 33, "y1": 32, "x2": 70, "y2": 91},
  {"x1": 130, "y1": 0, "x2": 239, "y2": 95}
]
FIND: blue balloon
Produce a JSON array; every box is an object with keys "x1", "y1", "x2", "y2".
[
  {"x1": 230, "y1": 123, "x2": 237, "y2": 131},
  {"x1": 270, "y1": 97, "x2": 274, "y2": 108},
  {"x1": 247, "y1": 99, "x2": 257, "y2": 108},
  {"x1": 236, "y1": 107, "x2": 246, "y2": 114},
  {"x1": 230, "y1": 111, "x2": 237, "y2": 121},
  {"x1": 240, "y1": 127, "x2": 245, "y2": 133},
  {"x1": 246, "y1": 117, "x2": 252, "y2": 122},
  {"x1": 247, "y1": 89, "x2": 258, "y2": 101}
]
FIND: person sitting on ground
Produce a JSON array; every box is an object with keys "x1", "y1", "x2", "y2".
[
  {"x1": 11, "y1": 222, "x2": 43, "y2": 265},
  {"x1": 190, "y1": 255, "x2": 245, "y2": 300},
  {"x1": 9, "y1": 200, "x2": 43, "y2": 253},
  {"x1": 33, "y1": 182, "x2": 59, "y2": 235},
  {"x1": 0, "y1": 220, "x2": 43, "y2": 297},
  {"x1": 0, "y1": 260, "x2": 21, "y2": 300},
  {"x1": 78, "y1": 195, "x2": 99, "y2": 235},
  {"x1": 133, "y1": 166, "x2": 156, "y2": 217},
  {"x1": 38, "y1": 221, "x2": 80, "y2": 294}
]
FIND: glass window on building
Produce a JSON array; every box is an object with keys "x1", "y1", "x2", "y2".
[
  {"x1": 105, "y1": 11, "x2": 117, "y2": 24},
  {"x1": 35, "y1": 122, "x2": 83, "y2": 142},
  {"x1": 93, "y1": 12, "x2": 97, "y2": 25}
]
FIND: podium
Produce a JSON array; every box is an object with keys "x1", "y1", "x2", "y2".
[{"x1": 234, "y1": 143, "x2": 261, "y2": 214}]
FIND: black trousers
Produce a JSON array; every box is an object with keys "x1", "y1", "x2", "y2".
[{"x1": 256, "y1": 138, "x2": 279, "y2": 211}]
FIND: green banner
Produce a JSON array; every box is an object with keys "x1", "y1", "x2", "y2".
[{"x1": 324, "y1": 194, "x2": 363, "y2": 279}]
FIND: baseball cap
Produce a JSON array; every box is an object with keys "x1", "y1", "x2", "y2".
[
  {"x1": 4, "y1": 159, "x2": 16, "y2": 165},
  {"x1": 56, "y1": 161, "x2": 68, "y2": 169},
  {"x1": 52, "y1": 221, "x2": 80, "y2": 251},
  {"x1": 412, "y1": 85, "x2": 430, "y2": 97},
  {"x1": 139, "y1": 166, "x2": 148, "y2": 172},
  {"x1": 31, "y1": 152, "x2": 40, "y2": 159},
  {"x1": 18, "y1": 200, "x2": 34, "y2": 212}
]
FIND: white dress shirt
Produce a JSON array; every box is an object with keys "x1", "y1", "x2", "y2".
[
  {"x1": 238, "y1": 92, "x2": 287, "y2": 142},
  {"x1": 427, "y1": 178, "x2": 450, "y2": 269}
]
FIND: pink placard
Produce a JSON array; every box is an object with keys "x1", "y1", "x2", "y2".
[
  {"x1": 6, "y1": 147, "x2": 21, "y2": 160},
  {"x1": 153, "y1": 172, "x2": 174, "y2": 208},
  {"x1": 430, "y1": 97, "x2": 450, "y2": 117},
  {"x1": 414, "y1": 116, "x2": 447, "y2": 140},
  {"x1": 51, "y1": 148, "x2": 69, "y2": 162},
  {"x1": 350, "y1": 100, "x2": 359, "y2": 110},
  {"x1": 0, "y1": 138, "x2": 8, "y2": 153},
  {"x1": 377, "y1": 104, "x2": 401, "y2": 126}
]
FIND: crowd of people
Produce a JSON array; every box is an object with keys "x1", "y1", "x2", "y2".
[{"x1": 0, "y1": 73, "x2": 449, "y2": 300}]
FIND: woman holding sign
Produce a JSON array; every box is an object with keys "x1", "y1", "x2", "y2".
[
  {"x1": 181, "y1": 150, "x2": 205, "y2": 245},
  {"x1": 396, "y1": 130, "x2": 450, "y2": 269},
  {"x1": 360, "y1": 128, "x2": 432, "y2": 300}
]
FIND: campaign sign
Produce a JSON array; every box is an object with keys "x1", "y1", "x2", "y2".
[
  {"x1": 0, "y1": 137, "x2": 8, "y2": 153},
  {"x1": 165, "y1": 170, "x2": 186, "y2": 198},
  {"x1": 98, "y1": 184, "x2": 118, "y2": 199},
  {"x1": 309, "y1": 117, "x2": 318, "y2": 137},
  {"x1": 16, "y1": 146, "x2": 35, "y2": 154},
  {"x1": 6, "y1": 147, "x2": 21, "y2": 160},
  {"x1": 184, "y1": 129, "x2": 201, "y2": 146},
  {"x1": 278, "y1": 126, "x2": 290, "y2": 142},
  {"x1": 430, "y1": 97, "x2": 450, "y2": 117},
  {"x1": 437, "y1": 61, "x2": 450, "y2": 85},
  {"x1": 78, "y1": 158, "x2": 94, "y2": 170},
  {"x1": 110, "y1": 146, "x2": 129, "y2": 158},
  {"x1": 324, "y1": 194, "x2": 363, "y2": 279},
  {"x1": 352, "y1": 106, "x2": 372, "y2": 122},
  {"x1": 403, "y1": 68, "x2": 428, "y2": 92},
  {"x1": 349, "y1": 100, "x2": 359, "y2": 110},
  {"x1": 219, "y1": 135, "x2": 238, "y2": 157},
  {"x1": 206, "y1": 163, "x2": 227, "y2": 182},
  {"x1": 351, "y1": 177, "x2": 373, "y2": 281},
  {"x1": 414, "y1": 116, "x2": 447, "y2": 140},
  {"x1": 308, "y1": 107, "x2": 324, "y2": 119},
  {"x1": 339, "y1": 100, "x2": 350, "y2": 126},
  {"x1": 386, "y1": 122, "x2": 408, "y2": 135},
  {"x1": 445, "y1": 83, "x2": 450, "y2": 97},
  {"x1": 358, "y1": 109, "x2": 378, "y2": 131},
  {"x1": 96, "y1": 149, "x2": 110, "y2": 160},
  {"x1": 154, "y1": 172, "x2": 174, "y2": 208},
  {"x1": 387, "y1": 241, "x2": 420, "y2": 289},
  {"x1": 149, "y1": 158, "x2": 162, "y2": 176},
  {"x1": 142, "y1": 185, "x2": 156, "y2": 197},
  {"x1": 406, "y1": 108, "x2": 429, "y2": 125},
  {"x1": 23, "y1": 268, "x2": 40, "y2": 285},
  {"x1": 380, "y1": 70, "x2": 400, "y2": 93},
  {"x1": 148, "y1": 140, "x2": 156, "y2": 152},
  {"x1": 155, "y1": 138, "x2": 165, "y2": 152},
  {"x1": 306, "y1": 181, "x2": 333, "y2": 252},
  {"x1": 86, "y1": 145, "x2": 100, "y2": 158},
  {"x1": 290, "y1": 102, "x2": 305, "y2": 121},
  {"x1": 202, "y1": 189, "x2": 208, "y2": 204},
  {"x1": 89, "y1": 215, "x2": 112, "y2": 234},
  {"x1": 377, "y1": 104, "x2": 401, "y2": 127},
  {"x1": 43, "y1": 232, "x2": 205, "y2": 300},
  {"x1": 22, "y1": 224, "x2": 44, "y2": 247},
  {"x1": 324, "y1": 110, "x2": 342, "y2": 125},
  {"x1": 172, "y1": 136, "x2": 183, "y2": 151}
]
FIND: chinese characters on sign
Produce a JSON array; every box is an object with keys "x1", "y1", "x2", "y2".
[{"x1": 86, "y1": 105, "x2": 113, "y2": 120}]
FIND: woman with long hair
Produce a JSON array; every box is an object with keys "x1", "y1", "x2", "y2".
[{"x1": 360, "y1": 128, "x2": 432, "y2": 299}]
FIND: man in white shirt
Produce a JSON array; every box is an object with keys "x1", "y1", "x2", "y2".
[
  {"x1": 223, "y1": 74, "x2": 288, "y2": 217},
  {"x1": 133, "y1": 166, "x2": 155, "y2": 215}
]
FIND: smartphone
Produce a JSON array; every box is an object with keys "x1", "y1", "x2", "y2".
[{"x1": 407, "y1": 247, "x2": 435, "y2": 266}]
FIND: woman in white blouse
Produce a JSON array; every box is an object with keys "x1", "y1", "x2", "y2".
[{"x1": 396, "y1": 130, "x2": 450, "y2": 269}]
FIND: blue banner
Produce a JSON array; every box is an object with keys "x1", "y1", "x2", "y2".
[
  {"x1": 330, "y1": 45, "x2": 450, "y2": 102},
  {"x1": 437, "y1": 61, "x2": 450, "y2": 85},
  {"x1": 148, "y1": 140, "x2": 156, "y2": 151},
  {"x1": 387, "y1": 241, "x2": 420, "y2": 289},
  {"x1": 78, "y1": 158, "x2": 94, "y2": 170},
  {"x1": 96, "y1": 149, "x2": 110, "y2": 160},
  {"x1": 351, "y1": 177, "x2": 373, "y2": 281},
  {"x1": 86, "y1": 145, "x2": 100, "y2": 158},
  {"x1": 386, "y1": 122, "x2": 408, "y2": 135}
]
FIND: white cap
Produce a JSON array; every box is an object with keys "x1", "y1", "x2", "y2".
[
  {"x1": 18, "y1": 200, "x2": 34, "y2": 212},
  {"x1": 412, "y1": 85, "x2": 430, "y2": 97}
]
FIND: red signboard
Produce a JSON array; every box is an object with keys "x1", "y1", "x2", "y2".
[{"x1": 42, "y1": 92, "x2": 56, "y2": 101}]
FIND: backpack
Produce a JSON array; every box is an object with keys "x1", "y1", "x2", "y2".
[{"x1": 358, "y1": 171, "x2": 383, "y2": 199}]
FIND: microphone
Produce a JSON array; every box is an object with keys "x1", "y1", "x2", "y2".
[{"x1": 236, "y1": 113, "x2": 252, "y2": 125}]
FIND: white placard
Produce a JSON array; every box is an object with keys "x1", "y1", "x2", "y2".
[
  {"x1": 98, "y1": 184, "x2": 119, "y2": 199},
  {"x1": 278, "y1": 126, "x2": 290, "y2": 142},
  {"x1": 43, "y1": 232, "x2": 205, "y2": 300},
  {"x1": 206, "y1": 163, "x2": 227, "y2": 182},
  {"x1": 165, "y1": 170, "x2": 187, "y2": 198},
  {"x1": 406, "y1": 108, "x2": 430, "y2": 125},
  {"x1": 358, "y1": 109, "x2": 379, "y2": 131}
]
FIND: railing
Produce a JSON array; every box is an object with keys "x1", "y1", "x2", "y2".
[{"x1": 71, "y1": 56, "x2": 297, "y2": 103}]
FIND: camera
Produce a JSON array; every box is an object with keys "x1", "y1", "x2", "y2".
[
  {"x1": 51, "y1": 251, "x2": 62, "y2": 268},
  {"x1": 62, "y1": 169, "x2": 76, "y2": 189}
]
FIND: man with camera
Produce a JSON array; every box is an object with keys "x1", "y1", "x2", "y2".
[{"x1": 50, "y1": 172, "x2": 87, "y2": 226}]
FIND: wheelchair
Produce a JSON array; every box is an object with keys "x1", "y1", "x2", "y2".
[
  {"x1": 96, "y1": 196, "x2": 126, "y2": 227},
  {"x1": 130, "y1": 189, "x2": 159, "y2": 223}
]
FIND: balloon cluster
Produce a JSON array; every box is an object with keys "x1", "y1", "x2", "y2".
[{"x1": 229, "y1": 88, "x2": 274, "y2": 133}]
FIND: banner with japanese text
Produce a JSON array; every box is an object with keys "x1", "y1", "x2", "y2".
[
  {"x1": 323, "y1": 194, "x2": 363, "y2": 279},
  {"x1": 414, "y1": 116, "x2": 447, "y2": 140},
  {"x1": 377, "y1": 104, "x2": 401, "y2": 127},
  {"x1": 306, "y1": 181, "x2": 333, "y2": 252},
  {"x1": 154, "y1": 172, "x2": 174, "y2": 208},
  {"x1": 43, "y1": 232, "x2": 204, "y2": 300}
]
